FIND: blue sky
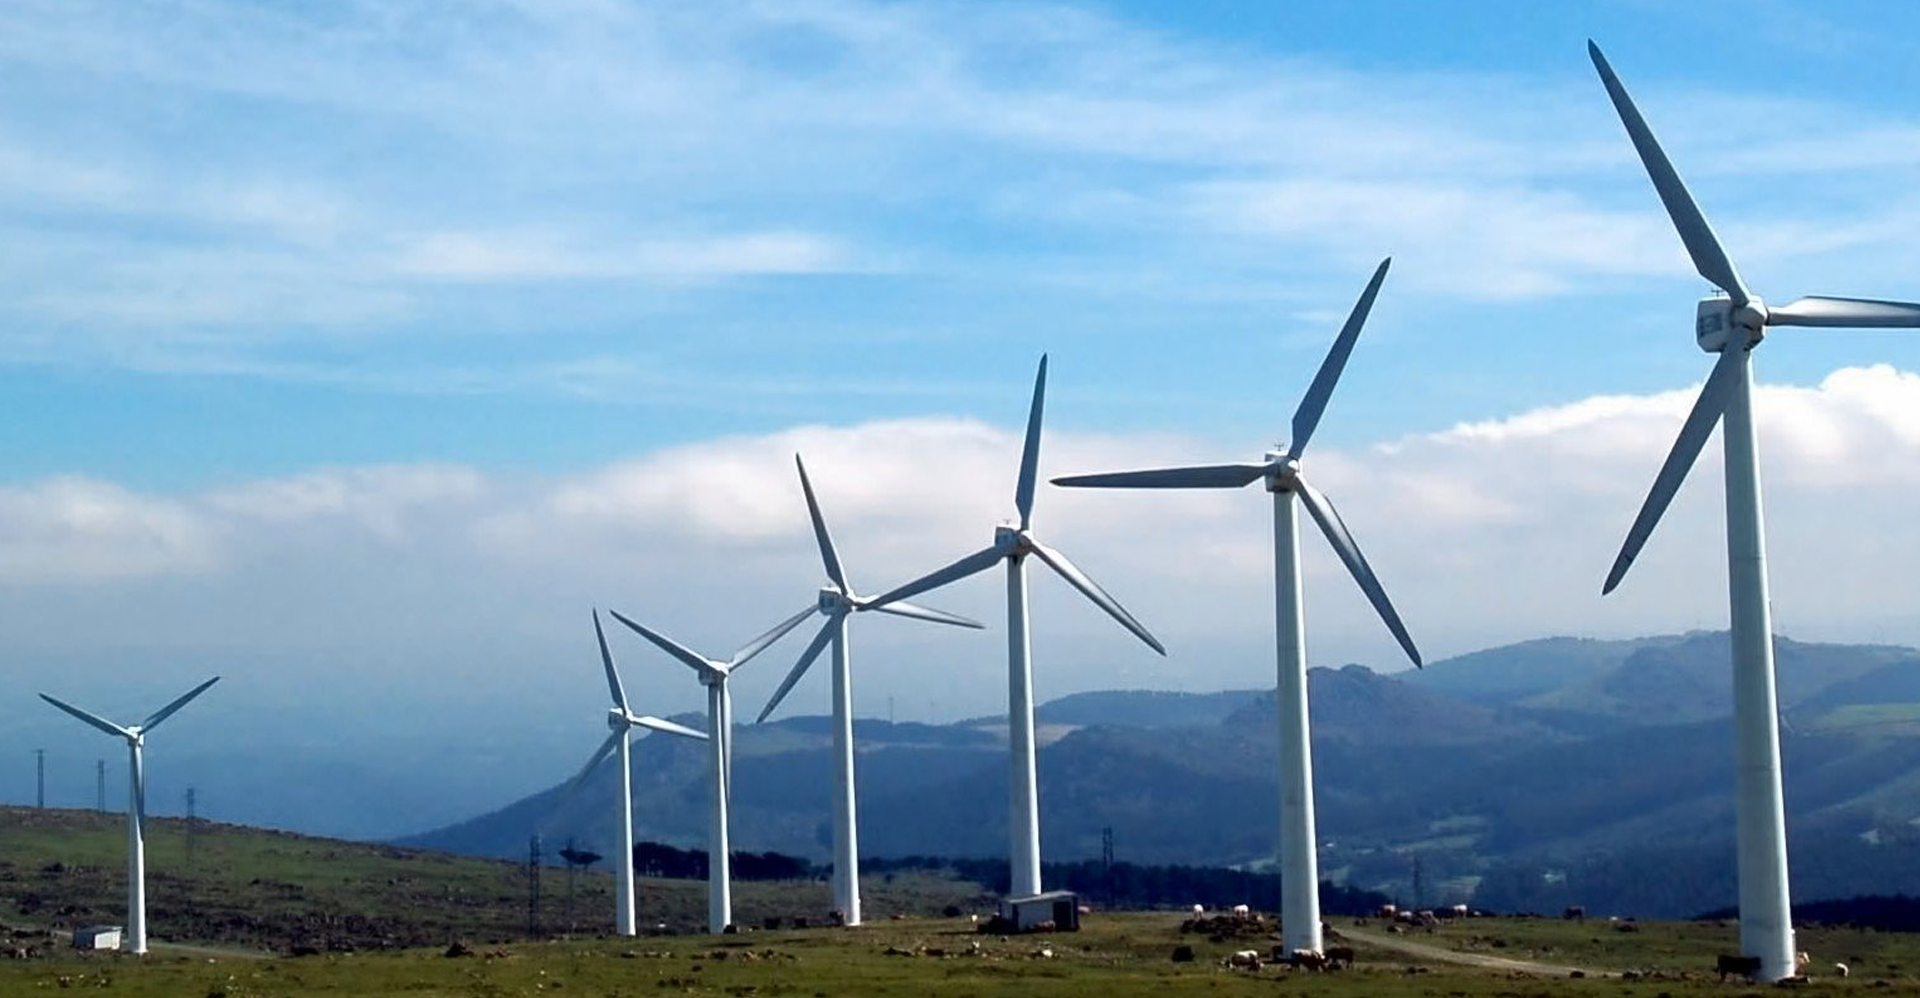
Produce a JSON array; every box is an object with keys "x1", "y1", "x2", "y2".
[
  {"x1": 5, "y1": 0, "x2": 1920, "y2": 489},
  {"x1": 9, "y1": 0, "x2": 1920, "y2": 831}
]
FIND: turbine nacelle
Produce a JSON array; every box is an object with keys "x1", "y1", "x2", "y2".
[
  {"x1": 1262, "y1": 452, "x2": 1303, "y2": 493},
  {"x1": 993, "y1": 523, "x2": 1030, "y2": 555},
  {"x1": 1697, "y1": 296, "x2": 1767, "y2": 353},
  {"x1": 817, "y1": 586, "x2": 854, "y2": 614}
]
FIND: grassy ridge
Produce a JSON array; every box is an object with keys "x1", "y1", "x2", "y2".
[
  {"x1": 0, "y1": 807, "x2": 983, "y2": 951},
  {"x1": 2, "y1": 913, "x2": 1918, "y2": 997}
]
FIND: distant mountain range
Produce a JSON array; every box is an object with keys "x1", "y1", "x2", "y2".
[{"x1": 400, "y1": 631, "x2": 1920, "y2": 918}]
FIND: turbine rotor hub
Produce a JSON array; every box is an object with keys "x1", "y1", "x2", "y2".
[
  {"x1": 1263, "y1": 453, "x2": 1302, "y2": 493},
  {"x1": 1697, "y1": 295, "x2": 1768, "y2": 353},
  {"x1": 818, "y1": 586, "x2": 853, "y2": 612},
  {"x1": 994, "y1": 523, "x2": 1028, "y2": 554}
]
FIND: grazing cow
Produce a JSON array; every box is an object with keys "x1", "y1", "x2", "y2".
[
  {"x1": 1797, "y1": 951, "x2": 1811, "y2": 972},
  {"x1": 1716, "y1": 954, "x2": 1762, "y2": 981},
  {"x1": 1376, "y1": 904, "x2": 1398, "y2": 919},
  {"x1": 1231, "y1": 904, "x2": 1251, "y2": 917},
  {"x1": 1563, "y1": 905, "x2": 1585, "y2": 921},
  {"x1": 1190, "y1": 904, "x2": 1205, "y2": 915},
  {"x1": 1290, "y1": 949, "x2": 1330, "y2": 971},
  {"x1": 1324, "y1": 945, "x2": 1355, "y2": 969},
  {"x1": 1226, "y1": 950, "x2": 1261, "y2": 969}
]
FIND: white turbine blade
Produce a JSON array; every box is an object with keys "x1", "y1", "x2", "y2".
[
  {"x1": 594, "y1": 609, "x2": 629, "y2": 711},
  {"x1": 1027, "y1": 538, "x2": 1166, "y2": 655},
  {"x1": 1603, "y1": 345, "x2": 1746, "y2": 594},
  {"x1": 39, "y1": 694, "x2": 130, "y2": 739},
  {"x1": 1768, "y1": 296, "x2": 1920, "y2": 328},
  {"x1": 864, "y1": 545, "x2": 1005, "y2": 610},
  {"x1": 1014, "y1": 354, "x2": 1048, "y2": 531},
  {"x1": 608, "y1": 610, "x2": 722, "y2": 678},
  {"x1": 863, "y1": 599, "x2": 985, "y2": 629},
  {"x1": 729, "y1": 605, "x2": 818, "y2": 668},
  {"x1": 1053, "y1": 463, "x2": 1269, "y2": 489},
  {"x1": 561, "y1": 729, "x2": 625, "y2": 804},
  {"x1": 139, "y1": 676, "x2": 220, "y2": 733},
  {"x1": 633, "y1": 715, "x2": 707, "y2": 740},
  {"x1": 1588, "y1": 41, "x2": 1749, "y2": 304},
  {"x1": 1293, "y1": 477, "x2": 1422, "y2": 668},
  {"x1": 1290, "y1": 258, "x2": 1390, "y2": 460},
  {"x1": 795, "y1": 454, "x2": 850, "y2": 594},
  {"x1": 756, "y1": 617, "x2": 837, "y2": 723}
]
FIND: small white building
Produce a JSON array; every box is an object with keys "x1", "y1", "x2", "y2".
[
  {"x1": 998, "y1": 891, "x2": 1080, "y2": 932},
  {"x1": 73, "y1": 925, "x2": 122, "y2": 951}
]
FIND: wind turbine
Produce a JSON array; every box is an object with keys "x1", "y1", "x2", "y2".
[
  {"x1": 38, "y1": 677, "x2": 220, "y2": 955},
  {"x1": 755, "y1": 453, "x2": 983, "y2": 926},
  {"x1": 1587, "y1": 41, "x2": 1920, "y2": 982},
  {"x1": 559, "y1": 610, "x2": 707, "y2": 936},
  {"x1": 864, "y1": 355, "x2": 1165, "y2": 899},
  {"x1": 607, "y1": 606, "x2": 811, "y2": 933},
  {"x1": 1052, "y1": 259, "x2": 1419, "y2": 957}
]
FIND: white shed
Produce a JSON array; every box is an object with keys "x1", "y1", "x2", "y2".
[
  {"x1": 73, "y1": 925, "x2": 122, "y2": 951},
  {"x1": 997, "y1": 891, "x2": 1080, "y2": 932}
]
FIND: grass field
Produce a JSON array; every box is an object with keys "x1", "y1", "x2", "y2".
[
  {"x1": 0, "y1": 807, "x2": 984, "y2": 951},
  {"x1": 6, "y1": 805, "x2": 1920, "y2": 996},
  {"x1": 2, "y1": 911, "x2": 1916, "y2": 997}
]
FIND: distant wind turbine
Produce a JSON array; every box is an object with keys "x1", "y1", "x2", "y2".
[
  {"x1": 558, "y1": 610, "x2": 706, "y2": 936},
  {"x1": 1586, "y1": 41, "x2": 1920, "y2": 982},
  {"x1": 607, "y1": 607, "x2": 811, "y2": 932},
  {"x1": 39, "y1": 677, "x2": 221, "y2": 955},
  {"x1": 1053, "y1": 259, "x2": 1418, "y2": 957},
  {"x1": 864, "y1": 355, "x2": 1165, "y2": 899},
  {"x1": 755, "y1": 454, "x2": 983, "y2": 926}
]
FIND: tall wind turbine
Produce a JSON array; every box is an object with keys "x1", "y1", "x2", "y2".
[
  {"x1": 864, "y1": 355, "x2": 1166, "y2": 898},
  {"x1": 561, "y1": 610, "x2": 707, "y2": 936},
  {"x1": 38, "y1": 677, "x2": 220, "y2": 955},
  {"x1": 607, "y1": 607, "x2": 810, "y2": 932},
  {"x1": 755, "y1": 454, "x2": 983, "y2": 926},
  {"x1": 1587, "y1": 41, "x2": 1920, "y2": 981},
  {"x1": 1052, "y1": 259, "x2": 1419, "y2": 956}
]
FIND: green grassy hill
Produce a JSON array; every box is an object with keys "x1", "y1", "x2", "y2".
[{"x1": 0, "y1": 806, "x2": 983, "y2": 954}]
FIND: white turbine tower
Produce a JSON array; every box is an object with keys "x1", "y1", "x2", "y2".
[
  {"x1": 864, "y1": 355, "x2": 1166, "y2": 899},
  {"x1": 1588, "y1": 41, "x2": 1920, "y2": 982},
  {"x1": 607, "y1": 607, "x2": 811, "y2": 933},
  {"x1": 755, "y1": 453, "x2": 983, "y2": 926},
  {"x1": 38, "y1": 677, "x2": 220, "y2": 955},
  {"x1": 560, "y1": 610, "x2": 707, "y2": 936},
  {"x1": 1052, "y1": 259, "x2": 1419, "y2": 956}
]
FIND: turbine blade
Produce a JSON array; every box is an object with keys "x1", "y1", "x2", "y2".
[
  {"x1": 863, "y1": 545, "x2": 1005, "y2": 610},
  {"x1": 562, "y1": 729, "x2": 625, "y2": 803},
  {"x1": 608, "y1": 609, "x2": 721, "y2": 678},
  {"x1": 1290, "y1": 258, "x2": 1390, "y2": 460},
  {"x1": 1027, "y1": 538, "x2": 1166, "y2": 655},
  {"x1": 39, "y1": 694, "x2": 130, "y2": 739},
  {"x1": 139, "y1": 676, "x2": 220, "y2": 733},
  {"x1": 863, "y1": 599, "x2": 985, "y2": 629},
  {"x1": 633, "y1": 715, "x2": 707, "y2": 740},
  {"x1": 795, "y1": 454, "x2": 850, "y2": 594},
  {"x1": 594, "y1": 609, "x2": 628, "y2": 712},
  {"x1": 729, "y1": 605, "x2": 818, "y2": 668},
  {"x1": 1588, "y1": 41, "x2": 1749, "y2": 304},
  {"x1": 1015, "y1": 355, "x2": 1048, "y2": 530},
  {"x1": 1293, "y1": 477, "x2": 1422, "y2": 667},
  {"x1": 1053, "y1": 463, "x2": 1269, "y2": 489},
  {"x1": 756, "y1": 618, "x2": 837, "y2": 723},
  {"x1": 1768, "y1": 296, "x2": 1920, "y2": 328},
  {"x1": 1603, "y1": 345, "x2": 1745, "y2": 594}
]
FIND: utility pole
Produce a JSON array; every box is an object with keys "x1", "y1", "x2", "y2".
[
  {"x1": 35, "y1": 750, "x2": 45, "y2": 809},
  {"x1": 185, "y1": 787, "x2": 199, "y2": 870},
  {"x1": 1101, "y1": 825, "x2": 1115, "y2": 906},
  {"x1": 527, "y1": 835, "x2": 543, "y2": 938},
  {"x1": 1411, "y1": 854, "x2": 1425, "y2": 911},
  {"x1": 95, "y1": 760, "x2": 105, "y2": 813}
]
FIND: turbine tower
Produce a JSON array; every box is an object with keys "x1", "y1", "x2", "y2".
[
  {"x1": 38, "y1": 677, "x2": 220, "y2": 955},
  {"x1": 562, "y1": 610, "x2": 707, "y2": 936},
  {"x1": 1588, "y1": 41, "x2": 1920, "y2": 982},
  {"x1": 755, "y1": 454, "x2": 983, "y2": 926},
  {"x1": 607, "y1": 607, "x2": 811, "y2": 932},
  {"x1": 1052, "y1": 260, "x2": 1420, "y2": 956},
  {"x1": 864, "y1": 355, "x2": 1166, "y2": 898}
]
